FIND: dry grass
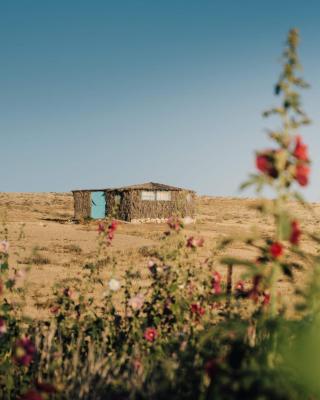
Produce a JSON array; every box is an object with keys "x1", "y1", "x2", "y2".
[{"x1": 1, "y1": 192, "x2": 320, "y2": 319}]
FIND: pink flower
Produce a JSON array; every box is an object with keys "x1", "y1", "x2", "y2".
[
  {"x1": 50, "y1": 306, "x2": 60, "y2": 315},
  {"x1": 63, "y1": 287, "x2": 74, "y2": 299},
  {"x1": 0, "y1": 241, "x2": 9, "y2": 254},
  {"x1": 186, "y1": 236, "x2": 204, "y2": 249},
  {"x1": 144, "y1": 327, "x2": 158, "y2": 342},
  {"x1": 133, "y1": 359, "x2": 143, "y2": 373},
  {"x1": 235, "y1": 280, "x2": 245, "y2": 292},
  {"x1": 98, "y1": 222, "x2": 105, "y2": 233},
  {"x1": 293, "y1": 135, "x2": 309, "y2": 162},
  {"x1": 15, "y1": 269, "x2": 26, "y2": 279},
  {"x1": 0, "y1": 318, "x2": 7, "y2": 334},
  {"x1": 262, "y1": 291, "x2": 271, "y2": 306},
  {"x1": 167, "y1": 217, "x2": 183, "y2": 232},
  {"x1": 235, "y1": 280, "x2": 247, "y2": 299},
  {"x1": 14, "y1": 337, "x2": 36, "y2": 366},
  {"x1": 106, "y1": 220, "x2": 118, "y2": 245},
  {"x1": 129, "y1": 293, "x2": 144, "y2": 310},
  {"x1": 212, "y1": 271, "x2": 222, "y2": 295},
  {"x1": 269, "y1": 242, "x2": 284, "y2": 259},
  {"x1": 290, "y1": 220, "x2": 301, "y2": 245}
]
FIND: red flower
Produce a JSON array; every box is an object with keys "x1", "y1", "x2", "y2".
[
  {"x1": 256, "y1": 151, "x2": 278, "y2": 178},
  {"x1": 293, "y1": 135, "x2": 309, "y2": 162},
  {"x1": 50, "y1": 305, "x2": 60, "y2": 315},
  {"x1": 190, "y1": 303, "x2": 205, "y2": 317},
  {"x1": 256, "y1": 154, "x2": 270, "y2": 173},
  {"x1": 20, "y1": 390, "x2": 43, "y2": 400},
  {"x1": 109, "y1": 221, "x2": 118, "y2": 231},
  {"x1": 212, "y1": 271, "x2": 222, "y2": 295},
  {"x1": 14, "y1": 337, "x2": 36, "y2": 366},
  {"x1": 144, "y1": 327, "x2": 158, "y2": 342},
  {"x1": 186, "y1": 236, "x2": 204, "y2": 249},
  {"x1": 295, "y1": 164, "x2": 310, "y2": 186},
  {"x1": 106, "y1": 220, "x2": 118, "y2": 245},
  {"x1": 97, "y1": 222, "x2": 105, "y2": 233},
  {"x1": 290, "y1": 221, "x2": 301, "y2": 245},
  {"x1": 269, "y1": 242, "x2": 283, "y2": 259},
  {"x1": 235, "y1": 281, "x2": 244, "y2": 291}
]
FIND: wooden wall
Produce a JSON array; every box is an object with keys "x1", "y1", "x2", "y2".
[
  {"x1": 72, "y1": 191, "x2": 91, "y2": 220},
  {"x1": 106, "y1": 190, "x2": 195, "y2": 221}
]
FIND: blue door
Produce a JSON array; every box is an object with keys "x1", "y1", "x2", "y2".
[{"x1": 91, "y1": 191, "x2": 106, "y2": 219}]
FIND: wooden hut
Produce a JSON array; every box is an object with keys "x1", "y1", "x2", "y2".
[{"x1": 72, "y1": 182, "x2": 195, "y2": 222}]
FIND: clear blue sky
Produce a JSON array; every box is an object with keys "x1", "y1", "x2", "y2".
[{"x1": 1, "y1": 1, "x2": 320, "y2": 199}]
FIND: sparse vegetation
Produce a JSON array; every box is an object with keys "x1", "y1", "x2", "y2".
[{"x1": 1, "y1": 30, "x2": 320, "y2": 400}]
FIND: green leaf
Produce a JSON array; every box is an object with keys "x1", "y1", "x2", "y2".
[{"x1": 0, "y1": 262, "x2": 8, "y2": 272}]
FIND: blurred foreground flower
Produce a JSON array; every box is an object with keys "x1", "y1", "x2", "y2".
[
  {"x1": 129, "y1": 293, "x2": 144, "y2": 310},
  {"x1": 256, "y1": 150, "x2": 279, "y2": 178},
  {"x1": 108, "y1": 278, "x2": 121, "y2": 292},
  {"x1": 212, "y1": 271, "x2": 222, "y2": 295},
  {"x1": 21, "y1": 382, "x2": 56, "y2": 400},
  {"x1": 107, "y1": 221, "x2": 118, "y2": 244},
  {"x1": 144, "y1": 327, "x2": 158, "y2": 342},
  {"x1": 290, "y1": 220, "x2": 302, "y2": 245},
  {"x1": 21, "y1": 389, "x2": 43, "y2": 400},
  {"x1": 98, "y1": 220, "x2": 118, "y2": 245},
  {"x1": 190, "y1": 303, "x2": 205, "y2": 317},
  {"x1": 293, "y1": 135, "x2": 309, "y2": 162},
  {"x1": 269, "y1": 242, "x2": 283, "y2": 259},
  {"x1": 295, "y1": 164, "x2": 310, "y2": 186},
  {"x1": 0, "y1": 318, "x2": 7, "y2": 334},
  {"x1": 0, "y1": 240, "x2": 9, "y2": 254},
  {"x1": 14, "y1": 337, "x2": 36, "y2": 366},
  {"x1": 186, "y1": 236, "x2": 204, "y2": 249},
  {"x1": 167, "y1": 216, "x2": 183, "y2": 232}
]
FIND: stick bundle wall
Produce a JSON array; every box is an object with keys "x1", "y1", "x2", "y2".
[{"x1": 72, "y1": 190, "x2": 91, "y2": 220}]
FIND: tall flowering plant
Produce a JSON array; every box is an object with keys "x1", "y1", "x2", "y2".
[{"x1": 222, "y1": 29, "x2": 311, "y2": 316}]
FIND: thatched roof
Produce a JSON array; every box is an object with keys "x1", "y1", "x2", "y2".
[
  {"x1": 71, "y1": 188, "x2": 109, "y2": 193},
  {"x1": 107, "y1": 182, "x2": 194, "y2": 192},
  {"x1": 72, "y1": 182, "x2": 194, "y2": 193}
]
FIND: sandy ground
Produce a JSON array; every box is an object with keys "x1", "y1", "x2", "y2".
[{"x1": 1, "y1": 192, "x2": 320, "y2": 319}]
